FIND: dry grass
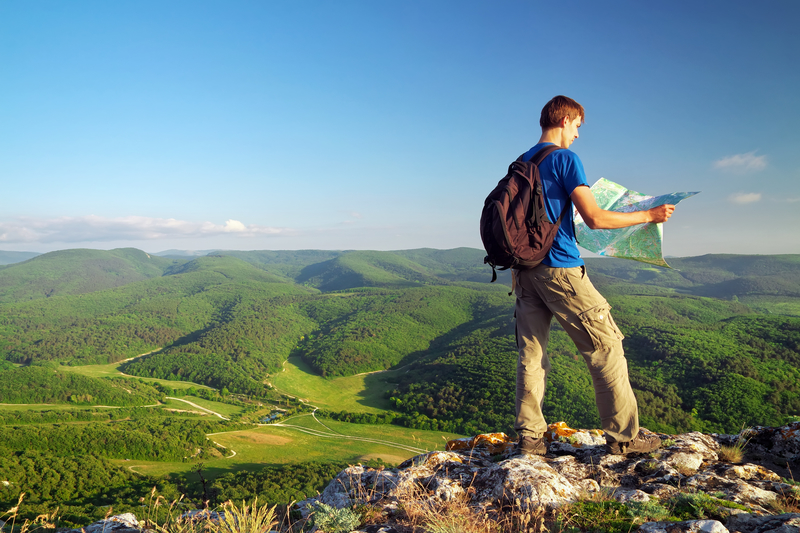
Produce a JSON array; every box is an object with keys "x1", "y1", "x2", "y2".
[
  {"x1": 768, "y1": 470, "x2": 800, "y2": 515},
  {"x1": 389, "y1": 479, "x2": 548, "y2": 533},
  {"x1": 216, "y1": 498, "x2": 278, "y2": 533},
  {"x1": 137, "y1": 488, "x2": 282, "y2": 533},
  {"x1": 1, "y1": 494, "x2": 58, "y2": 533},
  {"x1": 718, "y1": 426, "x2": 753, "y2": 463}
]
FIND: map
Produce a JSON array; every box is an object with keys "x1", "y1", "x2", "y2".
[{"x1": 574, "y1": 178, "x2": 699, "y2": 268}]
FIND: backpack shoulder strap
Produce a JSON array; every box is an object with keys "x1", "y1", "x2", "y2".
[
  {"x1": 524, "y1": 145, "x2": 563, "y2": 228},
  {"x1": 526, "y1": 144, "x2": 563, "y2": 165}
]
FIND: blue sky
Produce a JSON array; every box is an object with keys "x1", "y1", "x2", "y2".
[{"x1": 1, "y1": 1, "x2": 798, "y2": 257}]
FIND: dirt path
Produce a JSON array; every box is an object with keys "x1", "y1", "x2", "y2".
[
  {"x1": 264, "y1": 411, "x2": 427, "y2": 455},
  {"x1": 121, "y1": 349, "x2": 161, "y2": 363},
  {"x1": 165, "y1": 397, "x2": 229, "y2": 420}
]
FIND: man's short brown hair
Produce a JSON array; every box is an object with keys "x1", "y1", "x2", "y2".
[{"x1": 540, "y1": 95, "x2": 585, "y2": 130}]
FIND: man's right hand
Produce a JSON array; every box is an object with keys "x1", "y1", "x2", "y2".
[{"x1": 648, "y1": 204, "x2": 675, "y2": 224}]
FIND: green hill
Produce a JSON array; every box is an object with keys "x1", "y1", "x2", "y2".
[
  {"x1": 214, "y1": 250, "x2": 344, "y2": 281},
  {"x1": 295, "y1": 251, "x2": 447, "y2": 291},
  {"x1": 0, "y1": 248, "x2": 181, "y2": 303},
  {"x1": 1, "y1": 248, "x2": 799, "y2": 433},
  {"x1": 0, "y1": 254, "x2": 312, "y2": 368},
  {"x1": 218, "y1": 248, "x2": 510, "y2": 288}
]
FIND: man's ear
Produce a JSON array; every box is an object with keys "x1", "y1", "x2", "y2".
[{"x1": 561, "y1": 115, "x2": 570, "y2": 128}]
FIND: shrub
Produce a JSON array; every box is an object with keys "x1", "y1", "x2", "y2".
[{"x1": 308, "y1": 502, "x2": 361, "y2": 533}]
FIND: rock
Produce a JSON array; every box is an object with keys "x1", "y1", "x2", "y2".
[
  {"x1": 66, "y1": 513, "x2": 143, "y2": 533},
  {"x1": 613, "y1": 489, "x2": 651, "y2": 503},
  {"x1": 638, "y1": 519, "x2": 728, "y2": 533},
  {"x1": 476, "y1": 456, "x2": 581, "y2": 509},
  {"x1": 668, "y1": 432, "x2": 721, "y2": 461},
  {"x1": 725, "y1": 512, "x2": 800, "y2": 533},
  {"x1": 748, "y1": 422, "x2": 800, "y2": 462},
  {"x1": 445, "y1": 432, "x2": 515, "y2": 455},
  {"x1": 665, "y1": 451, "x2": 706, "y2": 474}
]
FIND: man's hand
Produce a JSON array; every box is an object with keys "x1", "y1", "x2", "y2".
[{"x1": 647, "y1": 204, "x2": 675, "y2": 224}]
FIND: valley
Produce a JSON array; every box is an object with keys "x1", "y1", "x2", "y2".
[{"x1": 1, "y1": 247, "x2": 799, "y2": 525}]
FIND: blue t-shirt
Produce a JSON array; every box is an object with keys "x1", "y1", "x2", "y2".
[{"x1": 522, "y1": 143, "x2": 587, "y2": 268}]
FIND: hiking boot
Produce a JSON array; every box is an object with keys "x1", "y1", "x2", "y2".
[
  {"x1": 605, "y1": 430, "x2": 661, "y2": 455},
  {"x1": 516, "y1": 436, "x2": 547, "y2": 456}
]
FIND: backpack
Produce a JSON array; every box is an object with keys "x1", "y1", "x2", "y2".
[{"x1": 480, "y1": 144, "x2": 571, "y2": 283}]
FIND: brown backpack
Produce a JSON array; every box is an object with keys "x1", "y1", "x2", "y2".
[{"x1": 480, "y1": 145, "x2": 570, "y2": 282}]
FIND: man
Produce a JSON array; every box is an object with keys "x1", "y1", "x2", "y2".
[{"x1": 514, "y1": 95, "x2": 674, "y2": 456}]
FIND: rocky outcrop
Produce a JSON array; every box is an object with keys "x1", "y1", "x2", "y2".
[
  {"x1": 64, "y1": 423, "x2": 800, "y2": 533},
  {"x1": 299, "y1": 422, "x2": 800, "y2": 533}
]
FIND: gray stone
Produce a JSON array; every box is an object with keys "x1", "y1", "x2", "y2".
[
  {"x1": 67, "y1": 513, "x2": 143, "y2": 533},
  {"x1": 638, "y1": 519, "x2": 728, "y2": 533},
  {"x1": 725, "y1": 512, "x2": 800, "y2": 533}
]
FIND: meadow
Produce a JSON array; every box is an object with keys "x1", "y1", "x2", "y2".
[{"x1": 267, "y1": 355, "x2": 395, "y2": 413}]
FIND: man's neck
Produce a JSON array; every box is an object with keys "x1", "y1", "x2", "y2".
[{"x1": 538, "y1": 128, "x2": 564, "y2": 148}]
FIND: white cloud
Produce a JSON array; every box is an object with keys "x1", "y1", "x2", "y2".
[
  {"x1": 728, "y1": 192, "x2": 762, "y2": 204},
  {"x1": 0, "y1": 215, "x2": 288, "y2": 244},
  {"x1": 222, "y1": 219, "x2": 247, "y2": 232},
  {"x1": 713, "y1": 151, "x2": 767, "y2": 172}
]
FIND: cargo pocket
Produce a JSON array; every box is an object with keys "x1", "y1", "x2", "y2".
[
  {"x1": 578, "y1": 304, "x2": 624, "y2": 351},
  {"x1": 533, "y1": 272, "x2": 577, "y2": 302}
]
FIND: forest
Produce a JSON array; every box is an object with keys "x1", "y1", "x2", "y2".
[
  {"x1": 1, "y1": 247, "x2": 799, "y2": 524},
  {"x1": 2, "y1": 248, "x2": 799, "y2": 432}
]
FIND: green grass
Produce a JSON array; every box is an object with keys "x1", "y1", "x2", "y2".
[
  {"x1": 268, "y1": 356, "x2": 394, "y2": 413},
  {"x1": 115, "y1": 420, "x2": 462, "y2": 481},
  {"x1": 59, "y1": 360, "x2": 214, "y2": 390},
  {"x1": 313, "y1": 417, "x2": 461, "y2": 450}
]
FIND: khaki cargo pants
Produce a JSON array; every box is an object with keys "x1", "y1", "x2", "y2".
[{"x1": 513, "y1": 264, "x2": 639, "y2": 443}]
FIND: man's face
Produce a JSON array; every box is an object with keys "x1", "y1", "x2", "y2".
[{"x1": 560, "y1": 115, "x2": 582, "y2": 148}]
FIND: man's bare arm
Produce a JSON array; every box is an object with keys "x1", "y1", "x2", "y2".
[{"x1": 571, "y1": 185, "x2": 675, "y2": 230}]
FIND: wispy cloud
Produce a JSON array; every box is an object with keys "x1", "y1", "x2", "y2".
[
  {"x1": 713, "y1": 151, "x2": 767, "y2": 172},
  {"x1": 728, "y1": 192, "x2": 762, "y2": 204},
  {"x1": 340, "y1": 211, "x2": 364, "y2": 225},
  {"x1": 0, "y1": 216, "x2": 289, "y2": 244}
]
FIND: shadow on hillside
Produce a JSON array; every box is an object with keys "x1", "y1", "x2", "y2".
[
  {"x1": 167, "y1": 461, "x2": 281, "y2": 505},
  {"x1": 354, "y1": 305, "x2": 515, "y2": 410}
]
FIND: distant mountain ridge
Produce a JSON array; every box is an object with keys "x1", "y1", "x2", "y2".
[
  {"x1": 3, "y1": 247, "x2": 800, "y2": 308},
  {"x1": 0, "y1": 250, "x2": 40, "y2": 265}
]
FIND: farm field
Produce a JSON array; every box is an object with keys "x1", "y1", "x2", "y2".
[
  {"x1": 268, "y1": 356, "x2": 395, "y2": 413},
  {"x1": 112, "y1": 419, "x2": 461, "y2": 481}
]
